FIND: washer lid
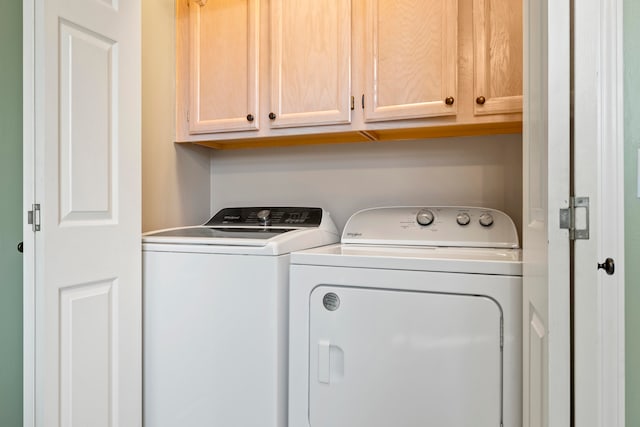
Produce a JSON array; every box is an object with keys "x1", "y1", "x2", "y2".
[
  {"x1": 342, "y1": 206, "x2": 519, "y2": 249},
  {"x1": 143, "y1": 206, "x2": 329, "y2": 245},
  {"x1": 142, "y1": 206, "x2": 340, "y2": 255},
  {"x1": 144, "y1": 227, "x2": 294, "y2": 240}
]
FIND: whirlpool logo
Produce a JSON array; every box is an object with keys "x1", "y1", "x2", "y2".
[{"x1": 345, "y1": 232, "x2": 363, "y2": 237}]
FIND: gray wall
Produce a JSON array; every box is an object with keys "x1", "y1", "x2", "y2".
[
  {"x1": 210, "y1": 134, "x2": 523, "y2": 236},
  {"x1": 624, "y1": 0, "x2": 640, "y2": 424},
  {"x1": 142, "y1": 0, "x2": 211, "y2": 233},
  {"x1": 0, "y1": 1, "x2": 23, "y2": 426}
]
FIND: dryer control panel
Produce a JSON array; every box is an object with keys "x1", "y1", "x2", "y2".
[{"x1": 342, "y1": 206, "x2": 519, "y2": 248}]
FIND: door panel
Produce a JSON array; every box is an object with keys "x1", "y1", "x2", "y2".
[
  {"x1": 527, "y1": 307, "x2": 546, "y2": 427},
  {"x1": 188, "y1": 0, "x2": 259, "y2": 134},
  {"x1": 270, "y1": 0, "x2": 351, "y2": 128},
  {"x1": 309, "y1": 285, "x2": 501, "y2": 427},
  {"x1": 473, "y1": 0, "x2": 523, "y2": 115},
  {"x1": 59, "y1": 280, "x2": 116, "y2": 427},
  {"x1": 59, "y1": 21, "x2": 115, "y2": 223},
  {"x1": 27, "y1": 0, "x2": 142, "y2": 425},
  {"x1": 363, "y1": 0, "x2": 458, "y2": 121}
]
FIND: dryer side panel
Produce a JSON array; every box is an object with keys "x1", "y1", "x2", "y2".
[{"x1": 308, "y1": 285, "x2": 502, "y2": 427}]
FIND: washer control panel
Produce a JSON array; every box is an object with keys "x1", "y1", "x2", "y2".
[
  {"x1": 205, "y1": 207, "x2": 324, "y2": 227},
  {"x1": 344, "y1": 206, "x2": 519, "y2": 248}
]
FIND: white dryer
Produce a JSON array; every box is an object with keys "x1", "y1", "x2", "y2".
[
  {"x1": 288, "y1": 206, "x2": 522, "y2": 427},
  {"x1": 142, "y1": 207, "x2": 338, "y2": 427}
]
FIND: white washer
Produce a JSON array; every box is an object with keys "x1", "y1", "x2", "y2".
[
  {"x1": 289, "y1": 206, "x2": 522, "y2": 427},
  {"x1": 142, "y1": 207, "x2": 338, "y2": 427}
]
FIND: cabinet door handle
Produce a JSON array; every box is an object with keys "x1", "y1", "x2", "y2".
[
  {"x1": 445, "y1": 96, "x2": 455, "y2": 105},
  {"x1": 246, "y1": 114, "x2": 254, "y2": 122},
  {"x1": 17, "y1": 242, "x2": 23, "y2": 253},
  {"x1": 268, "y1": 112, "x2": 277, "y2": 120},
  {"x1": 194, "y1": 0, "x2": 207, "y2": 6},
  {"x1": 476, "y1": 96, "x2": 486, "y2": 105}
]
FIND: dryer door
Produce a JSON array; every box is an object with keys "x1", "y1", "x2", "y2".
[{"x1": 309, "y1": 286, "x2": 502, "y2": 427}]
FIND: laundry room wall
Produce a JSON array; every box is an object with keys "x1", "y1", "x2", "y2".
[
  {"x1": 0, "y1": 1, "x2": 23, "y2": 426},
  {"x1": 209, "y1": 134, "x2": 523, "y2": 236},
  {"x1": 624, "y1": 0, "x2": 640, "y2": 424},
  {"x1": 141, "y1": 0, "x2": 211, "y2": 232}
]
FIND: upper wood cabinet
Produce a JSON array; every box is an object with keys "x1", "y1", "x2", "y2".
[
  {"x1": 269, "y1": 0, "x2": 351, "y2": 128},
  {"x1": 187, "y1": 0, "x2": 260, "y2": 134},
  {"x1": 176, "y1": 0, "x2": 523, "y2": 149},
  {"x1": 472, "y1": 0, "x2": 523, "y2": 115},
  {"x1": 362, "y1": 0, "x2": 458, "y2": 122}
]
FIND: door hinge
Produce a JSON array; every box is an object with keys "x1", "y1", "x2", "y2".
[
  {"x1": 186, "y1": 110, "x2": 190, "y2": 122},
  {"x1": 361, "y1": 94, "x2": 365, "y2": 109},
  {"x1": 28, "y1": 204, "x2": 41, "y2": 232},
  {"x1": 559, "y1": 196, "x2": 589, "y2": 240}
]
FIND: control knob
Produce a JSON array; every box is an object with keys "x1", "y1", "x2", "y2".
[
  {"x1": 456, "y1": 212, "x2": 471, "y2": 226},
  {"x1": 479, "y1": 213, "x2": 494, "y2": 227},
  {"x1": 416, "y1": 209, "x2": 435, "y2": 226},
  {"x1": 257, "y1": 209, "x2": 271, "y2": 224}
]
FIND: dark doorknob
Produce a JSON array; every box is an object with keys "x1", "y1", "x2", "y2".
[
  {"x1": 17, "y1": 242, "x2": 23, "y2": 253},
  {"x1": 597, "y1": 258, "x2": 615, "y2": 275}
]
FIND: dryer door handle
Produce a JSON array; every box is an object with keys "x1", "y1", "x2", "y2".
[
  {"x1": 318, "y1": 340, "x2": 331, "y2": 383},
  {"x1": 317, "y1": 340, "x2": 344, "y2": 384}
]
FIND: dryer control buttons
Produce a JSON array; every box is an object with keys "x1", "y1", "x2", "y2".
[
  {"x1": 416, "y1": 209, "x2": 435, "y2": 226},
  {"x1": 323, "y1": 292, "x2": 340, "y2": 311},
  {"x1": 479, "y1": 213, "x2": 494, "y2": 227},
  {"x1": 456, "y1": 213, "x2": 471, "y2": 226}
]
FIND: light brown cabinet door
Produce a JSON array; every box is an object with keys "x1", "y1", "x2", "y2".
[
  {"x1": 362, "y1": 0, "x2": 458, "y2": 122},
  {"x1": 188, "y1": 0, "x2": 259, "y2": 134},
  {"x1": 269, "y1": 0, "x2": 352, "y2": 129},
  {"x1": 473, "y1": 0, "x2": 522, "y2": 115}
]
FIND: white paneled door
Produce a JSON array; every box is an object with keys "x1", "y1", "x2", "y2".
[
  {"x1": 522, "y1": 0, "x2": 571, "y2": 426},
  {"x1": 23, "y1": 0, "x2": 141, "y2": 426},
  {"x1": 523, "y1": 0, "x2": 625, "y2": 425},
  {"x1": 573, "y1": 0, "x2": 626, "y2": 426}
]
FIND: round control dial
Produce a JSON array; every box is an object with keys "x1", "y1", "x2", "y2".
[
  {"x1": 456, "y1": 212, "x2": 471, "y2": 226},
  {"x1": 256, "y1": 209, "x2": 271, "y2": 223},
  {"x1": 479, "y1": 213, "x2": 494, "y2": 227},
  {"x1": 416, "y1": 209, "x2": 435, "y2": 226}
]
